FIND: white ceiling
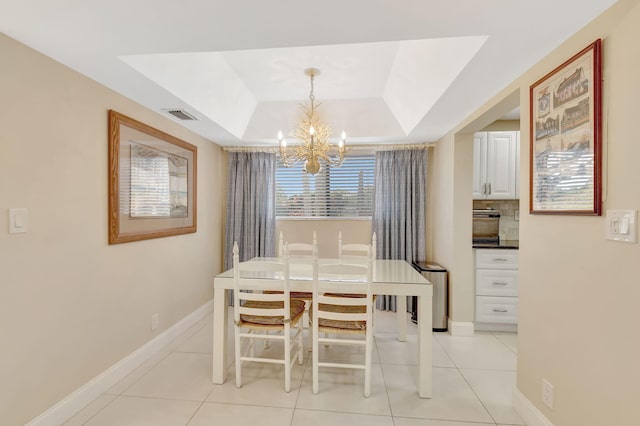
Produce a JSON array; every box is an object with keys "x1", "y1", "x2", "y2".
[{"x1": 1, "y1": 0, "x2": 617, "y2": 146}]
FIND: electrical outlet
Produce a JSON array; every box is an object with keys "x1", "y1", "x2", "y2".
[
  {"x1": 542, "y1": 378, "x2": 554, "y2": 409},
  {"x1": 151, "y1": 313, "x2": 159, "y2": 331}
]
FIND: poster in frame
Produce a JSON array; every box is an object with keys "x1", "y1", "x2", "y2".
[
  {"x1": 108, "y1": 110, "x2": 197, "y2": 244},
  {"x1": 529, "y1": 39, "x2": 602, "y2": 215}
]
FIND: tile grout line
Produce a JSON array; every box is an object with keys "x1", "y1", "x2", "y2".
[
  {"x1": 374, "y1": 336, "x2": 397, "y2": 426},
  {"x1": 491, "y1": 331, "x2": 519, "y2": 356},
  {"x1": 105, "y1": 317, "x2": 211, "y2": 426},
  {"x1": 185, "y1": 321, "x2": 220, "y2": 426},
  {"x1": 456, "y1": 366, "x2": 500, "y2": 426},
  {"x1": 433, "y1": 333, "x2": 499, "y2": 425},
  {"x1": 102, "y1": 349, "x2": 173, "y2": 396},
  {"x1": 79, "y1": 312, "x2": 516, "y2": 425},
  {"x1": 75, "y1": 395, "x2": 118, "y2": 426},
  {"x1": 290, "y1": 338, "x2": 310, "y2": 426},
  {"x1": 184, "y1": 392, "x2": 211, "y2": 425},
  {"x1": 104, "y1": 316, "x2": 212, "y2": 399}
]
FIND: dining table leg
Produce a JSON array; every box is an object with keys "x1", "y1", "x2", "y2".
[
  {"x1": 417, "y1": 292, "x2": 432, "y2": 398},
  {"x1": 212, "y1": 287, "x2": 228, "y2": 384},
  {"x1": 397, "y1": 295, "x2": 407, "y2": 342}
]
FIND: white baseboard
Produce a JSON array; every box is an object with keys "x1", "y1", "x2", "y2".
[
  {"x1": 513, "y1": 388, "x2": 554, "y2": 426},
  {"x1": 475, "y1": 322, "x2": 518, "y2": 333},
  {"x1": 448, "y1": 319, "x2": 475, "y2": 336},
  {"x1": 27, "y1": 299, "x2": 214, "y2": 426}
]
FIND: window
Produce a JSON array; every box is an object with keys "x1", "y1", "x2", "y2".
[{"x1": 276, "y1": 154, "x2": 375, "y2": 218}]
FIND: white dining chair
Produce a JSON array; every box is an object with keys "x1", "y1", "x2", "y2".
[
  {"x1": 338, "y1": 231, "x2": 377, "y2": 260},
  {"x1": 279, "y1": 231, "x2": 317, "y2": 257},
  {"x1": 276, "y1": 231, "x2": 319, "y2": 350},
  {"x1": 232, "y1": 242, "x2": 304, "y2": 392},
  {"x1": 334, "y1": 234, "x2": 378, "y2": 328},
  {"x1": 311, "y1": 246, "x2": 374, "y2": 397}
]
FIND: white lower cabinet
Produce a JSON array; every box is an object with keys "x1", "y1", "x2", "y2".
[
  {"x1": 475, "y1": 249, "x2": 518, "y2": 332},
  {"x1": 476, "y1": 296, "x2": 518, "y2": 324}
]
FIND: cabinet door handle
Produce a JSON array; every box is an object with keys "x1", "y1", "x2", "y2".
[
  {"x1": 492, "y1": 308, "x2": 508, "y2": 313},
  {"x1": 492, "y1": 282, "x2": 508, "y2": 286},
  {"x1": 488, "y1": 183, "x2": 492, "y2": 194},
  {"x1": 482, "y1": 183, "x2": 487, "y2": 195},
  {"x1": 492, "y1": 258, "x2": 508, "y2": 262}
]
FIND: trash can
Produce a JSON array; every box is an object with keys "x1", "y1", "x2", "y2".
[{"x1": 412, "y1": 261, "x2": 448, "y2": 332}]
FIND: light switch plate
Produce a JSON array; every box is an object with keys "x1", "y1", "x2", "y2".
[
  {"x1": 605, "y1": 209, "x2": 637, "y2": 243},
  {"x1": 9, "y1": 208, "x2": 29, "y2": 234}
]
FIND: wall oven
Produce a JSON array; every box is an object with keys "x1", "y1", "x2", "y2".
[{"x1": 472, "y1": 209, "x2": 500, "y2": 245}]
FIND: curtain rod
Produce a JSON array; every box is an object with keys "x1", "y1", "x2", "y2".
[
  {"x1": 223, "y1": 143, "x2": 433, "y2": 153},
  {"x1": 223, "y1": 146, "x2": 279, "y2": 153},
  {"x1": 373, "y1": 143, "x2": 433, "y2": 151}
]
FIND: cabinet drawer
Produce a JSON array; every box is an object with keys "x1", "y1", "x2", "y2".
[
  {"x1": 476, "y1": 270, "x2": 518, "y2": 296},
  {"x1": 476, "y1": 296, "x2": 518, "y2": 324},
  {"x1": 475, "y1": 249, "x2": 518, "y2": 269}
]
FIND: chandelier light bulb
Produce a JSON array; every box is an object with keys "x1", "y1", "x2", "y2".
[
  {"x1": 281, "y1": 139, "x2": 287, "y2": 148},
  {"x1": 309, "y1": 126, "x2": 315, "y2": 136},
  {"x1": 277, "y1": 130, "x2": 283, "y2": 141},
  {"x1": 341, "y1": 131, "x2": 346, "y2": 141}
]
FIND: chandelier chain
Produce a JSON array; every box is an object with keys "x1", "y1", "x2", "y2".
[{"x1": 309, "y1": 73, "x2": 315, "y2": 110}]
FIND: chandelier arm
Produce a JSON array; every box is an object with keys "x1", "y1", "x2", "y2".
[{"x1": 276, "y1": 68, "x2": 347, "y2": 175}]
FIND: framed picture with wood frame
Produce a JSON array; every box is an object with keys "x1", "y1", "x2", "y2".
[
  {"x1": 529, "y1": 39, "x2": 602, "y2": 215},
  {"x1": 108, "y1": 110, "x2": 197, "y2": 244}
]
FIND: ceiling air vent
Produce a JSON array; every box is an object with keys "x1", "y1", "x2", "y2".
[{"x1": 165, "y1": 109, "x2": 198, "y2": 121}]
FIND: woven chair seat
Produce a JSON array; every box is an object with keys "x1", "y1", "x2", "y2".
[
  {"x1": 291, "y1": 291, "x2": 312, "y2": 299},
  {"x1": 264, "y1": 290, "x2": 312, "y2": 299},
  {"x1": 323, "y1": 293, "x2": 377, "y2": 301},
  {"x1": 324, "y1": 292, "x2": 365, "y2": 298},
  {"x1": 239, "y1": 299, "x2": 305, "y2": 326},
  {"x1": 310, "y1": 303, "x2": 367, "y2": 331}
]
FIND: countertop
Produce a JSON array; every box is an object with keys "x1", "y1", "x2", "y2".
[{"x1": 472, "y1": 240, "x2": 519, "y2": 250}]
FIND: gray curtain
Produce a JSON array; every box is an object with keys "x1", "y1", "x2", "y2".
[
  {"x1": 224, "y1": 152, "x2": 276, "y2": 270},
  {"x1": 372, "y1": 149, "x2": 427, "y2": 311}
]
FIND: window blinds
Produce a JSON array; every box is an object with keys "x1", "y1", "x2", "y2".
[{"x1": 275, "y1": 155, "x2": 374, "y2": 218}]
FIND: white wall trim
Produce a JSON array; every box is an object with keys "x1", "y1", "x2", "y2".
[
  {"x1": 26, "y1": 299, "x2": 214, "y2": 426},
  {"x1": 448, "y1": 319, "x2": 475, "y2": 336},
  {"x1": 475, "y1": 322, "x2": 518, "y2": 333},
  {"x1": 513, "y1": 388, "x2": 554, "y2": 426}
]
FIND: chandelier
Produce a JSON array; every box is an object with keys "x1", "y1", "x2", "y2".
[{"x1": 278, "y1": 68, "x2": 346, "y2": 175}]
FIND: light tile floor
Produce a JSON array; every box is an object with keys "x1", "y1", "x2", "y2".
[{"x1": 65, "y1": 311, "x2": 524, "y2": 426}]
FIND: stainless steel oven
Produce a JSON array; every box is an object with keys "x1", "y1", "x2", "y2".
[{"x1": 472, "y1": 209, "x2": 500, "y2": 244}]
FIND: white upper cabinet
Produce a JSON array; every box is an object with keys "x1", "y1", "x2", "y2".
[
  {"x1": 472, "y1": 132, "x2": 488, "y2": 199},
  {"x1": 473, "y1": 131, "x2": 519, "y2": 200}
]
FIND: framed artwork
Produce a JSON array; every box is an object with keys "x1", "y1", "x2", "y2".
[
  {"x1": 108, "y1": 110, "x2": 197, "y2": 244},
  {"x1": 529, "y1": 39, "x2": 602, "y2": 215}
]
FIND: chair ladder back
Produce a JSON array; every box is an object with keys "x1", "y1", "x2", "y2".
[
  {"x1": 338, "y1": 232, "x2": 376, "y2": 260},
  {"x1": 232, "y1": 242, "x2": 303, "y2": 393},
  {"x1": 311, "y1": 246, "x2": 374, "y2": 396},
  {"x1": 282, "y1": 231, "x2": 317, "y2": 257},
  {"x1": 315, "y1": 258, "x2": 373, "y2": 323},
  {"x1": 233, "y1": 242, "x2": 291, "y2": 324}
]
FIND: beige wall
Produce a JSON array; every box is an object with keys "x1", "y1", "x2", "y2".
[
  {"x1": 481, "y1": 119, "x2": 520, "y2": 132},
  {"x1": 0, "y1": 34, "x2": 225, "y2": 425},
  {"x1": 276, "y1": 219, "x2": 372, "y2": 257},
  {"x1": 517, "y1": 2, "x2": 640, "y2": 424},
  {"x1": 433, "y1": 0, "x2": 640, "y2": 423}
]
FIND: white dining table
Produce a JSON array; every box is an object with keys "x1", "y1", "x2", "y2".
[{"x1": 212, "y1": 258, "x2": 433, "y2": 398}]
